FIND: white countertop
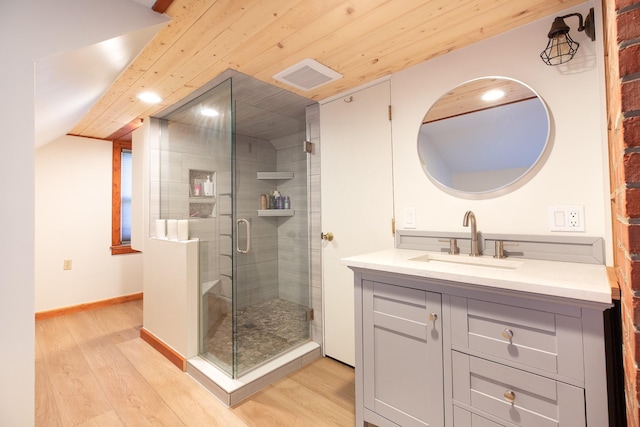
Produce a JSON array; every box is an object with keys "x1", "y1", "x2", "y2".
[{"x1": 342, "y1": 248, "x2": 612, "y2": 305}]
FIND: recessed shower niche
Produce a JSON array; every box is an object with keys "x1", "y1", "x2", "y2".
[
  {"x1": 189, "y1": 169, "x2": 216, "y2": 218},
  {"x1": 146, "y1": 69, "x2": 319, "y2": 404}
]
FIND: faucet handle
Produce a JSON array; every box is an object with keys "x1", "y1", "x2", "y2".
[
  {"x1": 493, "y1": 241, "x2": 518, "y2": 259},
  {"x1": 438, "y1": 238, "x2": 459, "y2": 255}
]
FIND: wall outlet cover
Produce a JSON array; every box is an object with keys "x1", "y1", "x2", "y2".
[{"x1": 548, "y1": 206, "x2": 585, "y2": 232}]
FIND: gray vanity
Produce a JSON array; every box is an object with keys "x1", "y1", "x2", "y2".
[
  {"x1": 340, "y1": 72, "x2": 613, "y2": 425},
  {"x1": 344, "y1": 240, "x2": 611, "y2": 427}
]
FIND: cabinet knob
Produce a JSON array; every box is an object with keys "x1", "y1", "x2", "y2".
[
  {"x1": 428, "y1": 313, "x2": 438, "y2": 322},
  {"x1": 501, "y1": 328, "x2": 514, "y2": 340},
  {"x1": 503, "y1": 389, "x2": 516, "y2": 403},
  {"x1": 321, "y1": 232, "x2": 334, "y2": 241}
]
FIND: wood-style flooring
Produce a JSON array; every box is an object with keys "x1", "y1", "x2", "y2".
[{"x1": 35, "y1": 299, "x2": 356, "y2": 426}]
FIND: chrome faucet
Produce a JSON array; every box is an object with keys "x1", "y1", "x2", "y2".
[{"x1": 462, "y1": 210, "x2": 480, "y2": 256}]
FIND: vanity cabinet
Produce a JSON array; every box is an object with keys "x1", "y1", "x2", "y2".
[
  {"x1": 362, "y1": 280, "x2": 444, "y2": 427},
  {"x1": 352, "y1": 268, "x2": 609, "y2": 427}
]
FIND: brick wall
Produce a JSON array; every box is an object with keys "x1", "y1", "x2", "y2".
[{"x1": 605, "y1": 0, "x2": 640, "y2": 425}]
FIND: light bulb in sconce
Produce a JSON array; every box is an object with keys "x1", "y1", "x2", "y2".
[{"x1": 542, "y1": 28, "x2": 579, "y2": 66}]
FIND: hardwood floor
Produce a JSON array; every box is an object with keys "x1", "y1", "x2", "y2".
[{"x1": 35, "y1": 300, "x2": 356, "y2": 426}]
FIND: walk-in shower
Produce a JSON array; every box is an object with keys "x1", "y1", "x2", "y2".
[{"x1": 149, "y1": 70, "x2": 316, "y2": 387}]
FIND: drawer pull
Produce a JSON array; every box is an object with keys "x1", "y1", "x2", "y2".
[
  {"x1": 501, "y1": 328, "x2": 514, "y2": 340},
  {"x1": 503, "y1": 389, "x2": 516, "y2": 403},
  {"x1": 428, "y1": 313, "x2": 438, "y2": 322}
]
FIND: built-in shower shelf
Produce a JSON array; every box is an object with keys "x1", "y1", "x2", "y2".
[
  {"x1": 189, "y1": 196, "x2": 215, "y2": 203},
  {"x1": 257, "y1": 171, "x2": 294, "y2": 180},
  {"x1": 258, "y1": 209, "x2": 295, "y2": 217}
]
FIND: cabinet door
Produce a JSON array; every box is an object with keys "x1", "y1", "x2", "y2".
[{"x1": 363, "y1": 281, "x2": 443, "y2": 427}]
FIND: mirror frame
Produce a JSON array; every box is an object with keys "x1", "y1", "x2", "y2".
[{"x1": 417, "y1": 76, "x2": 552, "y2": 200}]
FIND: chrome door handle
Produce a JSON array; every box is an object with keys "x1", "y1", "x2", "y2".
[{"x1": 237, "y1": 218, "x2": 251, "y2": 254}]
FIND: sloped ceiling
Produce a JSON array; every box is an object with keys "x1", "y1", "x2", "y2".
[
  {"x1": 33, "y1": 0, "x2": 169, "y2": 148},
  {"x1": 66, "y1": 0, "x2": 585, "y2": 143}
]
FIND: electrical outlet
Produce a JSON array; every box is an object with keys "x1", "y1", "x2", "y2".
[
  {"x1": 567, "y1": 209, "x2": 581, "y2": 228},
  {"x1": 63, "y1": 259, "x2": 72, "y2": 270},
  {"x1": 548, "y1": 206, "x2": 585, "y2": 232}
]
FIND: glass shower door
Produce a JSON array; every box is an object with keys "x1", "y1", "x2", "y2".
[{"x1": 231, "y1": 98, "x2": 311, "y2": 377}]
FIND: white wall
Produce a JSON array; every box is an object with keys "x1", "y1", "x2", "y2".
[
  {"x1": 0, "y1": 3, "x2": 36, "y2": 424},
  {"x1": 390, "y1": 2, "x2": 612, "y2": 262},
  {"x1": 35, "y1": 135, "x2": 143, "y2": 311},
  {"x1": 0, "y1": 2, "x2": 170, "y2": 422}
]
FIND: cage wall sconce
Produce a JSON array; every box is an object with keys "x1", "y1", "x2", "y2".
[{"x1": 540, "y1": 7, "x2": 595, "y2": 66}]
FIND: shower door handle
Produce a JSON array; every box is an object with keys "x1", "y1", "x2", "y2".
[{"x1": 236, "y1": 218, "x2": 251, "y2": 254}]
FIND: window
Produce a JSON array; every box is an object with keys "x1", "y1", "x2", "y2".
[{"x1": 112, "y1": 140, "x2": 138, "y2": 255}]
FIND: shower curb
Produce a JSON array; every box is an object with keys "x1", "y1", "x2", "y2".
[{"x1": 186, "y1": 341, "x2": 321, "y2": 406}]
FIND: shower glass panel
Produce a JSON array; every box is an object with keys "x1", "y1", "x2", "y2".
[
  {"x1": 154, "y1": 73, "x2": 311, "y2": 378},
  {"x1": 233, "y1": 98, "x2": 310, "y2": 377}
]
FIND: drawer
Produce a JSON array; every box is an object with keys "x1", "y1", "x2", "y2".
[
  {"x1": 452, "y1": 352, "x2": 585, "y2": 427},
  {"x1": 454, "y1": 406, "x2": 509, "y2": 427},
  {"x1": 451, "y1": 297, "x2": 584, "y2": 381}
]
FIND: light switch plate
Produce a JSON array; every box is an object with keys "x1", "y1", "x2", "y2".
[{"x1": 404, "y1": 208, "x2": 416, "y2": 229}]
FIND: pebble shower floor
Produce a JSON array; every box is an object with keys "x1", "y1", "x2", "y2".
[{"x1": 204, "y1": 298, "x2": 310, "y2": 375}]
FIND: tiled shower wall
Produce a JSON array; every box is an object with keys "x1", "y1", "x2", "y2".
[
  {"x1": 234, "y1": 133, "x2": 280, "y2": 309},
  {"x1": 274, "y1": 134, "x2": 310, "y2": 306},
  {"x1": 235, "y1": 129, "x2": 311, "y2": 312}
]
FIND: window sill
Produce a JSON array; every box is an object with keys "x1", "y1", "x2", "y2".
[{"x1": 111, "y1": 245, "x2": 140, "y2": 255}]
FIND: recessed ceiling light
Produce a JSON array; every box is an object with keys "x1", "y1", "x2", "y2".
[
  {"x1": 137, "y1": 91, "x2": 162, "y2": 104},
  {"x1": 200, "y1": 107, "x2": 219, "y2": 117},
  {"x1": 481, "y1": 89, "x2": 505, "y2": 102}
]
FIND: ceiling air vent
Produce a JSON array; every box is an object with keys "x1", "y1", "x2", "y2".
[{"x1": 273, "y1": 58, "x2": 342, "y2": 91}]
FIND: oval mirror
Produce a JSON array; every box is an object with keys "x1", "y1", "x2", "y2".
[{"x1": 417, "y1": 77, "x2": 550, "y2": 199}]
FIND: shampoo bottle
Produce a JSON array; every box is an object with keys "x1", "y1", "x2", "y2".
[{"x1": 204, "y1": 175, "x2": 214, "y2": 196}]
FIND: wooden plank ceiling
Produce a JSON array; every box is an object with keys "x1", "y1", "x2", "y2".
[
  {"x1": 70, "y1": 0, "x2": 584, "y2": 141},
  {"x1": 423, "y1": 78, "x2": 537, "y2": 123}
]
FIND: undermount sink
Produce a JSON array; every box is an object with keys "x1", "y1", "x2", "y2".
[{"x1": 409, "y1": 252, "x2": 523, "y2": 270}]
